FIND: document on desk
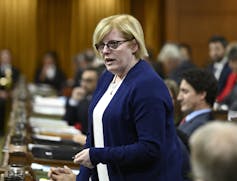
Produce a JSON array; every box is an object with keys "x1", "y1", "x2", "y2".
[
  {"x1": 33, "y1": 134, "x2": 62, "y2": 142},
  {"x1": 32, "y1": 96, "x2": 66, "y2": 116},
  {"x1": 30, "y1": 117, "x2": 80, "y2": 135}
]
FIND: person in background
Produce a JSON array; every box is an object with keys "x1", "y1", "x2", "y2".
[
  {"x1": 145, "y1": 48, "x2": 165, "y2": 79},
  {"x1": 49, "y1": 14, "x2": 183, "y2": 181},
  {"x1": 216, "y1": 45, "x2": 237, "y2": 110},
  {"x1": 172, "y1": 43, "x2": 196, "y2": 83},
  {"x1": 177, "y1": 68, "x2": 218, "y2": 138},
  {"x1": 179, "y1": 43, "x2": 193, "y2": 62},
  {"x1": 63, "y1": 67, "x2": 99, "y2": 145},
  {"x1": 157, "y1": 43, "x2": 182, "y2": 80},
  {"x1": 168, "y1": 43, "x2": 196, "y2": 84},
  {"x1": 72, "y1": 49, "x2": 96, "y2": 87},
  {"x1": 164, "y1": 79, "x2": 183, "y2": 126},
  {"x1": 190, "y1": 121, "x2": 237, "y2": 181},
  {"x1": 206, "y1": 35, "x2": 231, "y2": 94},
  {"x1": 0, "y1": 49, "x2": 20, "y2": 88},
  {"x1": 164, "y1": 78, "x2": 191, "y2": 181},
  {"x1": 0, "y1": 49, "x2": 20, "y2": 136},
  {"x1": 34, "y1": 51, "x2": 66, "y2": 93}
]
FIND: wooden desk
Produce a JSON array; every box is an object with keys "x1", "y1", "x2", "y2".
[{"x1": 33, "y1": 157, "x2": 79, "y2": 169}]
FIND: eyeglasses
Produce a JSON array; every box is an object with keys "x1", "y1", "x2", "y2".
[
  {"x1": 81, "y1": 78, "x2": 95, "y2": 83},
  {"x1": 95, "y1": 38, "x2": 134, "y2": 52}
]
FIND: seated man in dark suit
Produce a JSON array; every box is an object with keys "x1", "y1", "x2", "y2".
[
  {"x1": 177, "y1": 68, "x2": 218, "y2": 137},
  {"x1": 0, "y1": 49, "x2": 20, "y2": 135},
  {"x1": 63, "y1": 67, "x2": 99, "y2": 145},
  {"x1": 72, "y1": 49, "x2": 96, "y2": 87}
]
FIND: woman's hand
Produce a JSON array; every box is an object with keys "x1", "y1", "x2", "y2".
[
  {"x1": 74, "y1": 148, "x2": 94, "y2": 169},
  {"x1": 48, "y1": 165, "x2": 76, "y2": 181}
]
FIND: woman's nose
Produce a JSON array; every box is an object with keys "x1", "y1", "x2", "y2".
[{"x1": 101, "y1": 45, "x2": 111, "y2": 54}]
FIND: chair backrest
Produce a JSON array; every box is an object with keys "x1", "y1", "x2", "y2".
[{"x1": 211, "y1": 110, "x2": 228, "y2": 121}]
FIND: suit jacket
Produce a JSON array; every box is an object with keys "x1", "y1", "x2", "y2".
[
  {"x1": 178, "y1": 112, "x2": 213, "y2": 137},
  {"x1": 34, "y1": 67, "x2": 66, "y2": 91},
  {"x1": 77, "y1": 60, "x2": 183, "y2": 181},
  {"x1": 207, "y1": 62, "x2": 231, "y2": 94},
  {"x1": 63, "y1": 96, "x2": 91, "y2": 134}
]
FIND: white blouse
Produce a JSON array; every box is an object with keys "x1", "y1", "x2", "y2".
[{"x1": 92, "y1": 75, "x2": 124, "y2": 180}]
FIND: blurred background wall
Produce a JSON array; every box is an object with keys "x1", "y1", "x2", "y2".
[{"x1": 0, "y1": 0, "x2": 237, "y2": 80}]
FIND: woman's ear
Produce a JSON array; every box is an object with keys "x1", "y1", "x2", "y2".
[{"x1": 130, "y1": 39, "x2": 138, "y2": 54}]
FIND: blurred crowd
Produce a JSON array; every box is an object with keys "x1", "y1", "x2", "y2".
[{"x1": 1, "y1": 34, "x2": 237, "y2": 181}]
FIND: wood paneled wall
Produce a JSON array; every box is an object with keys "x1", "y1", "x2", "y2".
[
  {"x1": 1, "y1": 0, "x2": 237, "y2": 80},
  {"x1": 0, "y1": 0, "x2": 161, "y2": 81},
  {"x1": 165, "y1": 0, "x2": 237, "y2": 67},
  {"x1": 0, "y1": 0, "x2": 37, "y2": 81},
  {"x1": 131, "y1": 0, "x2": 163, "y2": 59},
  {"x1": 37, "y1": 0, "x2": 131, "y2": 78},
  {"x1": 69, "y1": 0, "x2": 130, "y2": 72},
  {"x1": 37, "y1": 0, "x2": 72, "y2": 75}
]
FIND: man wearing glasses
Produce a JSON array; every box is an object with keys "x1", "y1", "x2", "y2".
[{"x1": 63, "y1": 67, "x2": 99, "y2": 145}]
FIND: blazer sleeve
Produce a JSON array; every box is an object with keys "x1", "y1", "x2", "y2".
[
  {"x1": 89, "y1": 82, "x2": 169, "y2": 167},
  {"x1": 76, "y1": 102, "x2": 95, "y2": 180},
  {"x1": 76, "y1": 166, "x2": 91, "y2": 181}
]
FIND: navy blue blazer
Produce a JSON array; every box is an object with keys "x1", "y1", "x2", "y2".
[{"x1": 77, "y1": 60, "x2": 183, "y2": 181}]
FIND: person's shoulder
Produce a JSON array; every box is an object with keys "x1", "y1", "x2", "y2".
[
  {"x1": 133, "y1": 60, "x2": 165, "y2": 87},
  {"x1": 206, "y1": 62, "x2": 214, "y2": 70},
  {"x1": 11, "y1": 66, "x2": 20, "y2": 75},
  {"x1": 192, "y1": 111, "x2": 212, "y2": 123},
  {"x1": 96, "y1": 69, "x2": 113, "y2": 87},
  {"x1": 223, "y1": 62, "x2": 232, "y2": 71},
  {"x1": 128, "y1": 60, "x2": 169, "y2": 97},
  {"x1": 132, "y1": 60, "x2": 161, "y2": 80}
]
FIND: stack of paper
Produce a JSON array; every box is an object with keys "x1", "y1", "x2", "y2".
[
  {"x1": 30, "y1": 117, "x2": 80, "y2": 135},
  {"x1": 32, "y1": 96, "x2": 66, "y2": 116}
]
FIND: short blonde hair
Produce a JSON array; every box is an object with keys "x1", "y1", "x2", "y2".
[{"x1": 93, "y1": 14, "x2": 148, "y2": 59}]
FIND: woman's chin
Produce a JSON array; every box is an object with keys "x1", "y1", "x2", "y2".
[{"x1": 105, "y1": 65, "x2": 117, "y2": 73}]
